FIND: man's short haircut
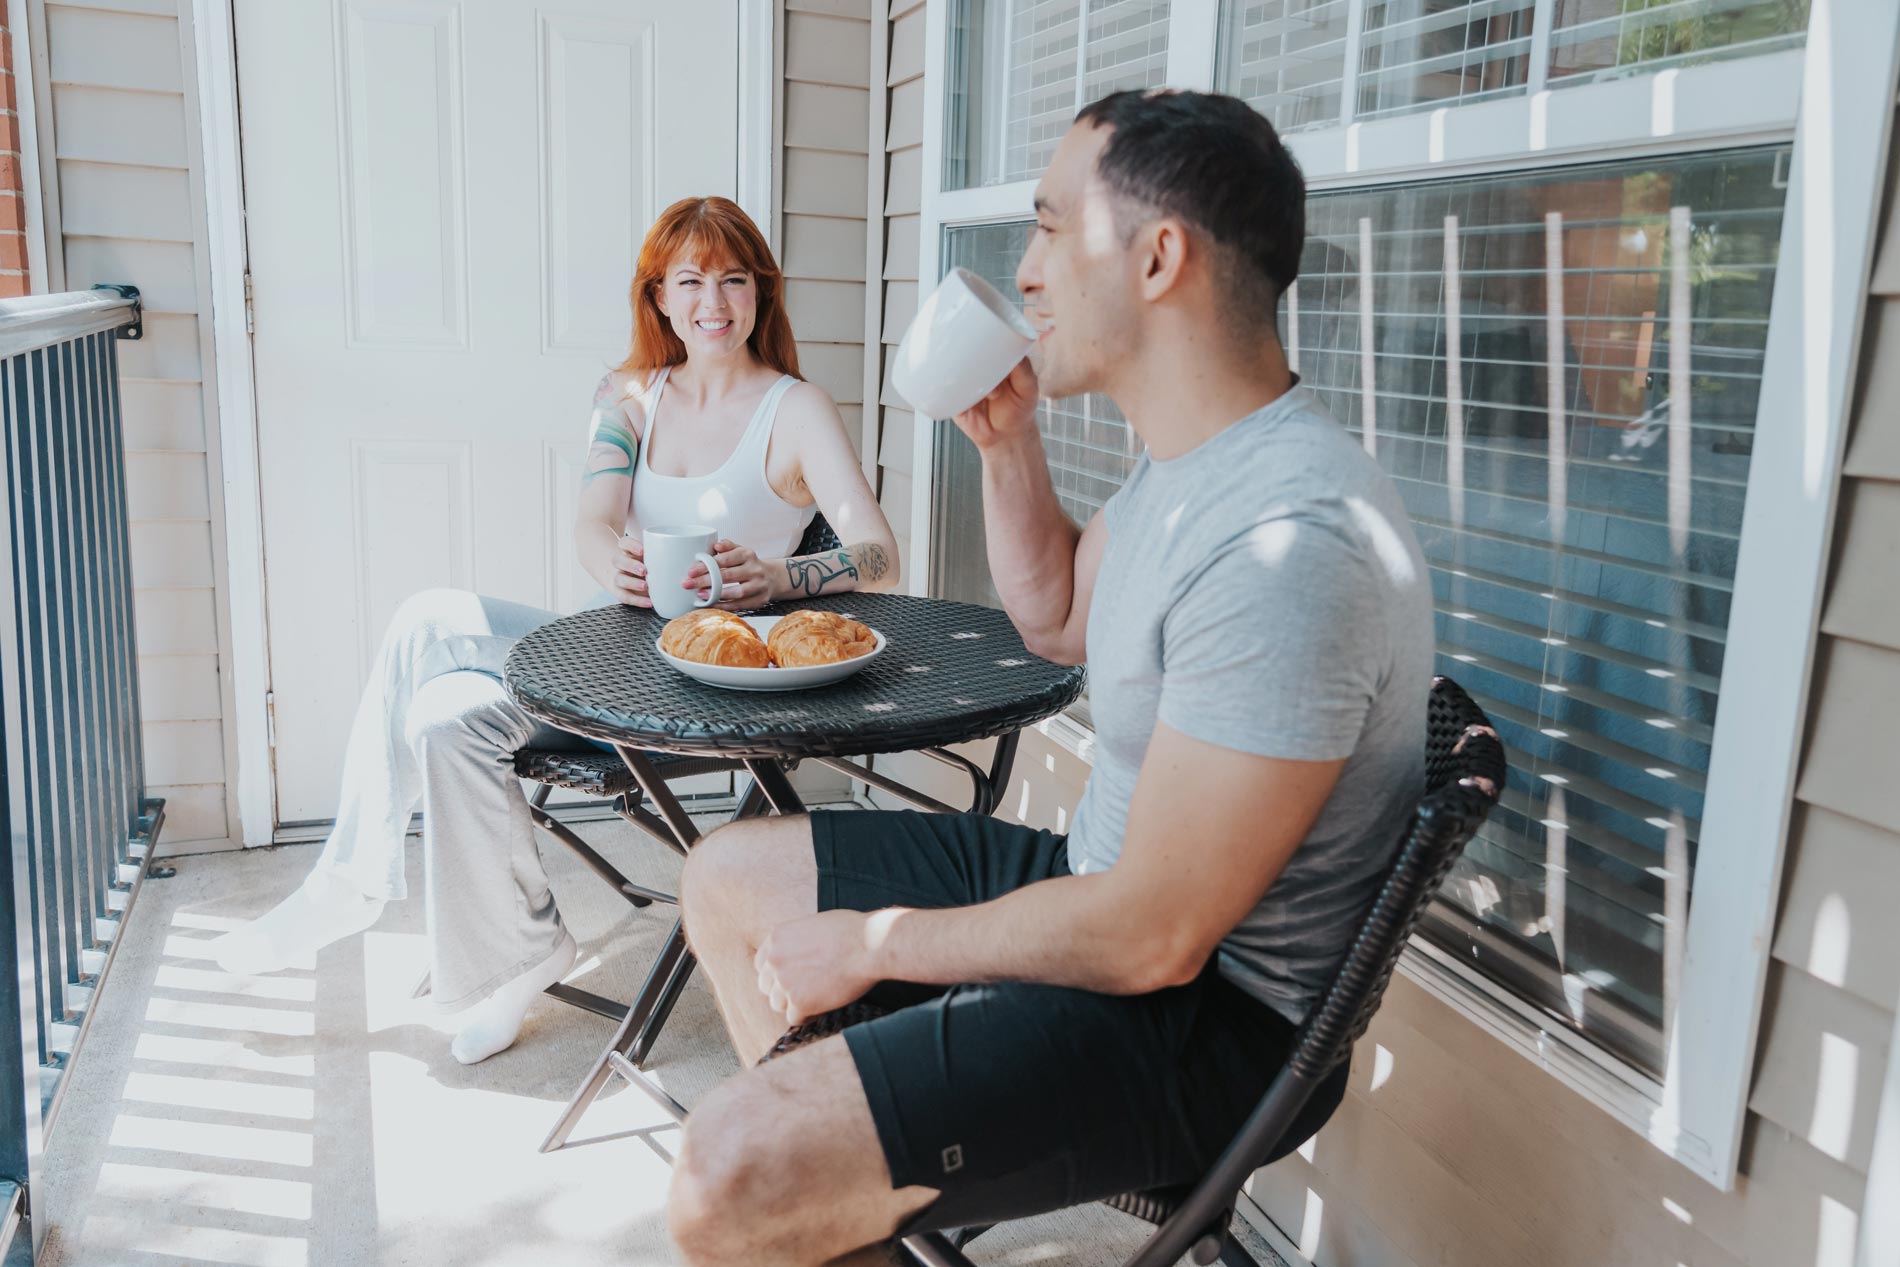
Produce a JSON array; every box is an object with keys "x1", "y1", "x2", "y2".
[{"x1": 1074, "y1": 89, "x2": 1305, "y2": 328}]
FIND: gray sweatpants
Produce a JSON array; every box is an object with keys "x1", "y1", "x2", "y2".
[{"x1": 311, "y1": 587, "x2": 610, "y2": 1010}]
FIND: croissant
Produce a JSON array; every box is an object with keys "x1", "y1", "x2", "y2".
[
  {"x1": 660, "y1": 610, "x2": 770, "y2": 668},
  {"x1": 767, "y1": 610, "x2": 877, "y2": 667}
]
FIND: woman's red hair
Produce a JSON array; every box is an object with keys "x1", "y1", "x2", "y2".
[{"x1": 620, "y1": 197, "x2": 802, "y2": 380}]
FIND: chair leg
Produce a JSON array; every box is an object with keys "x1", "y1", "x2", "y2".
[
  {"x1": 1216, "y1": 1232, "x2": 1262, "y2": 1267},
  {"x1": 539, "y1": 919, "x2": 691, "y2": 1153},
  {"x1": 900, "y1": 1232, "x2": 980, "y2": 1267}
]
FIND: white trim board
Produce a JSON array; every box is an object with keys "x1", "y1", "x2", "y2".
[{"x1": 190, "y1": 0, "x2": 777, "y2": 845}]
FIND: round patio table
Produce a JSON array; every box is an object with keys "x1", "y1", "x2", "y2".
[
  {"x1": 503, "y1": 591, "x2": 1085, "y2": 1150},
  {"x1": 504, "y1": 591, "x2": 1086, "y2": 765}
]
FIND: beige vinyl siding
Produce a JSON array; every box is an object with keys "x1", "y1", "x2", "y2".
[
  {"x1": 783, "y1": 0, "x2": 873, "y2": 454},
  {"x1": 868, "y1": 7, "x2": 1900, "y2": 1261},
  {"x1": 41, "y1": 0, "x2": 238, "y2": 850}
]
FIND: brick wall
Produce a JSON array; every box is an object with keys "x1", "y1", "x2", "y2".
[{"x1": 0, "y1": 21, "x2": 25, "y2": 298}]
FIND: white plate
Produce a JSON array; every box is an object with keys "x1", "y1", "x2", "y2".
[{"x1": 656, "y1": 614, "x2": 886, "y2": 692}]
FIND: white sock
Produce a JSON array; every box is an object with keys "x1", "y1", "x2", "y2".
[
  {"x1": 211, "y1": 869, "x2": 387, "y2": 976},
  {"x1": 449, "y1": 933, "x2": 579, "y2": 1065}
]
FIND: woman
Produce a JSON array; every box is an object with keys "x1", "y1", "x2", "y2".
[{"x1": 211, "y1": 197, "x2": 899, "y2": 1065}]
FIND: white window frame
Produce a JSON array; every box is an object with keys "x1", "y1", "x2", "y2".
[{"x1": 907, "y1": 0, "x2": 1900, "y2": 1191}]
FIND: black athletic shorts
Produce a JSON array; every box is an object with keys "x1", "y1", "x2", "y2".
[{"x1": 811, "y1": 809, "x2": 1349, "y2": 1236}]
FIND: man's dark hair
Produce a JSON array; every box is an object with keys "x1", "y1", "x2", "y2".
[{"x1": 1074, "y1": 89, "x2": 1305, "y2": 328}]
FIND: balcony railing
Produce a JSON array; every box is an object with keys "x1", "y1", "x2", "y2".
[{"x1": 0, "y1": 286, "x2": 164, "y2": 1262}]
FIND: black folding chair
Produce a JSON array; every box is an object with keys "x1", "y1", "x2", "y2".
[{"x1": 887, "y1": 675, "x2": 1506, "y2": 1267}]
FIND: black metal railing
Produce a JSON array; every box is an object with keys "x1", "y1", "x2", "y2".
[{"x1": 0, "y1": 286, "x2": 163, "y2": 1262}]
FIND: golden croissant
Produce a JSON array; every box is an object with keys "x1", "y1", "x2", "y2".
[
  {"x1": 659, "y1": 610, "x2": 770, "y2": 668},
  {"x1": 766, "y1": 610, "x2": 878, "y2": 667}
]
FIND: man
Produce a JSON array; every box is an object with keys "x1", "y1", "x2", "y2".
[{"x1": 665, "y1": 89, "x2": 1432, "y2": 1267}]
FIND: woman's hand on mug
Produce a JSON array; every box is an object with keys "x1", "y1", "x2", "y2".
[
  {"x1": 688, "y1": 540, "x2": 772, "y2": 610},
  {"x1": 951, "y1": 358, "x2": 1040, "y2": 452},
  {"x1": 613, "y1": 533, "x2": 651, "y2": 608}
]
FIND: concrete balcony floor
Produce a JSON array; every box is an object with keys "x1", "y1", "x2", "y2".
[{"x1": 34, "y1": 813, "x2": 1287, "y2": 1266}]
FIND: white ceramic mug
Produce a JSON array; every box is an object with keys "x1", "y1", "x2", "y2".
[
  {"x1": 641, "y1": 525, "x2": 725, "y2": 619},
  {"x1": 890, "y1": 267, "x2": 1037, "y2": 420}
]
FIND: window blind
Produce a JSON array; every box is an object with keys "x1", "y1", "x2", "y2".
[
  {"x1": 1355, "y1": 0, "x2": 1538, "y2": 120},
  {"x1": 949, "y1": 0, "x2": 1174, "y2": 190},
  {"x1": 1217, "y1": 0, "x2": 1353, "y2": 133}
]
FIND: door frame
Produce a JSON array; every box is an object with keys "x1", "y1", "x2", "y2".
[{"x1": 190, "y1": 0, "x2": 779, "y2": 845}]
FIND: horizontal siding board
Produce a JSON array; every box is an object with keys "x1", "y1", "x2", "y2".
[
  {"x1": 786, "y1": 0, "x2": 871, "y2": 16},
  {"x1": 51, "y1": 83, "x2": 189, "y2": 167},
  {"x1": 782, "y1": 214, "x2": 869, "y2": 282},
  {"x1": 881, "y1": 280, "x2": 917, "y2": 344},
  {"x1": 785, "y1": 278, "x2": 867, "y2": 344},
  {"x1": 784, "y1": 82, "x2": 872, "y2": 154},
  {"x1": 56, "y1": 160, "x2": 194, "y2": 243},
  {"x1": 138, "y1": 653, "x2": 223, "y2": 723},
  {"x1": 1820, "y1": 477, "x2": 1900, "y2": 651},
  {"x1": 879, "y1": 342, "x2": 910, "y2": 409},
  {"x1": 1871, "y1": 114, "x2": 1900, "y2": 294},
  {"x1": 1747, "y1": 963, "x2": 1893, "y2": 1173},
  {"x1": 47, "y1": 5, "x2": 183, "y2": 94},
  {"x1": 147, "y1": 782, "x2": 228, "y2": 845},
  {"x1": 1796, "y1": 636, "x2": 1900, "y2": 835},
  {"x1": 1773, "y1": 803, "x2": 1900, "y2": 1011},
  {"x1": 129, "y1": 520, "x2": 215, "y2": 589},
  {"x1": 784, "y1": 149, "x2": 871, "y2": 217},
  {"x1": 884, "y1": 213, "x2": 920, "y2": 281},
  {"x1": 887, "y1": 76, "x2": 924, "y2": 150},
  {"x1": 125, "y1": 452, "x2": 209, "y2": 520},
  {"x1": 53, "y1": 0, "x2": 178, "y2": 14},
  {"x1": 889, "y1": 0, "x2": 927, "y2": 17},
  {"x1": 133, "y1": 589, "x2": 218, "y2": 656},
  {"x1": 117, "y1": 313, "x2": 202, "y2": 381},
  {"x1": 1845, "y1": 300, "x2": 1900, "y2": 478},
  {"x1": 63, "y1": 237, "x2": 198, "y2": 313},
  {"x1": 799, "y1": 342, "x2": 863, "y2": 406},
  {"x1": 785, "y1": 12, "x2": 871, "y2": 89},
  {"x1": 120, "y1": 381, "x2": 206, "y2": 452},
  {"x1": 878, "y1": 407, "x2": 913, "y2": 474},
  {"x1": 888, "y1": 5, "x2": 925, "y2": 85},
  {"x1": 885, "y1": 146, "x2": 922, "y2": 215},
  {"x1": 142, "y1": 719, "x2": 226, "y2": 786}
]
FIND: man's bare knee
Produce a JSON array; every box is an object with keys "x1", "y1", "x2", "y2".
[
  {"x1": 667, "y1": 1081, "x2": 781, "y2": 1263},
  {"x1": 678, "y1": 815, "x2": 817, "y2": 948}
]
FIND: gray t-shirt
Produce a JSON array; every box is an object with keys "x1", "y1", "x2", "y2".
[{"x1": 1066, "y1": 385, "x2": 1434, "y2": 1025}]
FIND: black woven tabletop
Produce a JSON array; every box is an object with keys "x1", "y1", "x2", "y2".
[{"x1": 503, "y1": 593, "x2": 1086, "y2": 760}]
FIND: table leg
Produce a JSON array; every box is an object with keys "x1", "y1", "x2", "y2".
[
  {"x1": 744, "y1": 757, "x2": 806, "y2": 816},
  {"x1": 539, "y1": 753, "x2": 781, "y2": 1152}
]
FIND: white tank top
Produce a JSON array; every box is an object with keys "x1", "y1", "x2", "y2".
[{"x1": 628, "y1": 366, "x2": 818, "y2": 560}]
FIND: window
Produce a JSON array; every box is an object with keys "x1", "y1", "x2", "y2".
[
  {"x1": 946, "y1": 0, "x2": 1172, "y2": 190},
  {"x1": 909, "y1": 0, "x2": 1850, "y2": 1187},
  {"x1": 1294, "y1": 150, "x2": 1788, "y2": 1075},
  {"x1": 1547, "y1": 0, "x2": 1811, "y2": 84}
]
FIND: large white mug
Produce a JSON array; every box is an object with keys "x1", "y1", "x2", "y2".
[
  {"x1": 890, "y1": 267, "x2": 1037, "y2": 420},
  {"x1": 641, "y1": 525, "x2": 725, "y2": 619}
]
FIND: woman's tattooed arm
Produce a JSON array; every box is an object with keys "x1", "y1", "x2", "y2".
[
  {"x1": 583, "y1": 375, "x2": 637, "y2": 486},
  {"x1": 779, "y1": 542, "x2": 893, "y2": 598}
]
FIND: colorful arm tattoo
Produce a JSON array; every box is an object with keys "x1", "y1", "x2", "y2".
[{"x1": 583, "y1": 375, "x2": 636, "y2": 486}]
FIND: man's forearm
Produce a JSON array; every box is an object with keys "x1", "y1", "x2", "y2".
[
  {"x1": 980, "y1": 433, "x2": 1081, "y2": 645},
  {"x1": 862, "y1": 873, "x2": 1192, "y2": 997}
]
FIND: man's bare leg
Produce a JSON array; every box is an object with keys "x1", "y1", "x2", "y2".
[
  {"x1": 668, "y1": 1034, "x2": 938, "y2": 1267},
  {"x1": 678, "y1": 814, "x2": 822, "y2": 1064}
]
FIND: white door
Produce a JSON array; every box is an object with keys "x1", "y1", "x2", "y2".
[{"x1": 238, "y1": 0, "x2": 739, "y2": 825}]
